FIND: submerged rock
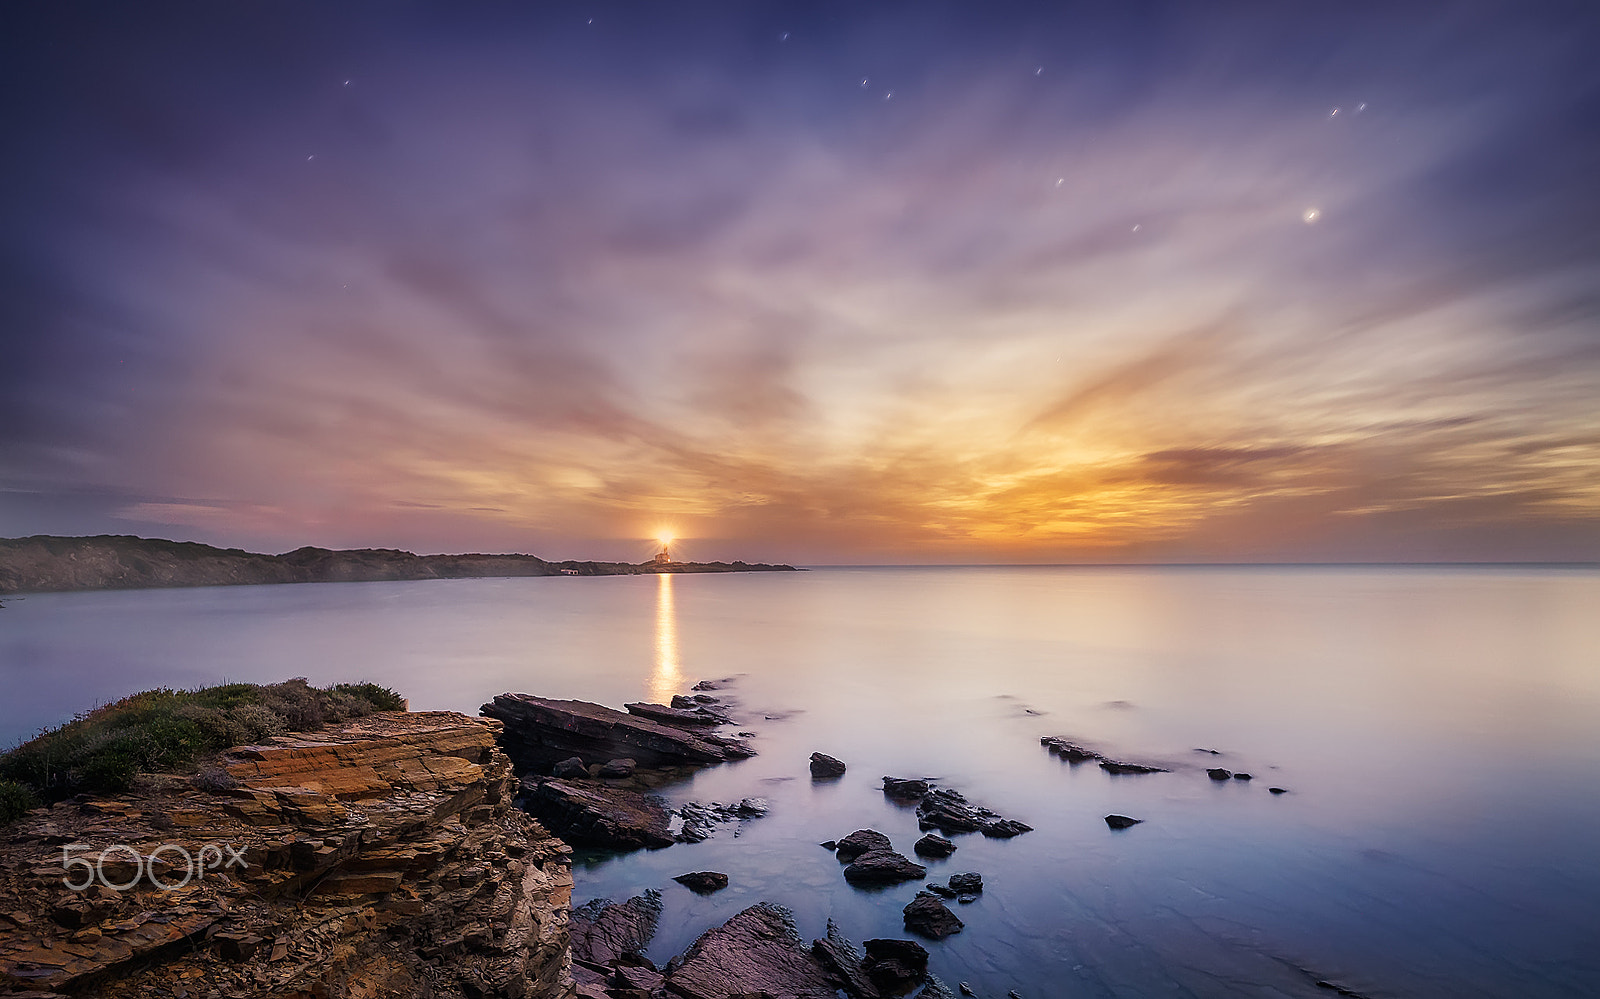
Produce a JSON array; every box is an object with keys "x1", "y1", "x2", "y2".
[
  {"x1": 570, "y1": 890, "x2": 664, "y2": 967},
  {"x1": 1233, "y1": 772, "x2": 1254, "y2": 781},
  {"x1": 1207, "y1": 768, "x2": 1234, "y2": 781},
  {"x1": 1104, "y1": 814, "x2": 1143, "y2": 830},
  {"x1": 1041, "y1": 737, "x2": 1102, "y2": 763},
  {"x1": 844, "y1": 849, "x2": 927, "y2": 886},
  {"x1": 519, "y1": 777, "x2": 674, "y2": 850},
  {"x1": 883, "y1": 776, "x2": 931, "y2": 800},
  {"x1": 673, "y1": 871, "x2": 730, "y2": 894},
  {"x1": 1269, "y1": 786, "x2": 1289, "y2": 794},
  {"x1": 904, "y1": 894, "x2": 964, "y2": 939},
  {"x1": 810, "y1": 752, "x2": 848, "y2": 778},
  {"x1": 834, "y1": 828, "x2": 893, "y2": 861},
  {"x1": 667, "y1": 902, "x2": 839, "y2": 999},
  {"x1": 981, "y1": 818, "x2": 1033, "y2": 838},
  {"x1": 914, "y1": 833, "x2": 957, "y2": 858},
  {"x1": 1098, "y1": 760, "x2": 1169, "y2": 775}
]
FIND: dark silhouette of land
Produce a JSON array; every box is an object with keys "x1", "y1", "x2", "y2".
[{"x1": 0, "y1": 535, "x2": 797, "y2": 595}]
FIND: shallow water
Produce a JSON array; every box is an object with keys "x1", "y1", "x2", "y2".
[{"x1": 3, "y1": 566, "x2": 1598, "y2": 997}]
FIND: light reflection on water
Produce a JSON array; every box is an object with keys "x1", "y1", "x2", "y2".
[
  {"x1": 2, "y1": 566, "x2": 1598, "y2": 997},
  {"x1": 647, "y1": 572, "x2": 680, "y2": 705}
]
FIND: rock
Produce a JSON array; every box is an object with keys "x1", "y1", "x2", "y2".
[
  {"x1": 519, "y1": 777, "x2": 674, "y2": 850},
  {"x1": 810, "y1": 919, "x2": 882, "y2": 999},
  {"x1": 598, "y1": 757, "x2": 637, "y2": 778},
  {"x1": 980, "y1": 818, "x2": 1033, "y2": 838},
  {"x1": 1233, "y1": 772, "x2": 1253, "y2": 781},
  {"x1": 625, "y1": 701, "x2": 730, "y2": 728},
  {"x1": 1269, "y1": 787, "x2": 1289, "y2": 794},
  {"x1": 692, "y1": 678, "x2": 732, "y2": 691},
  {"x1": 1207, "y1": 768, "x2": 1234, "y2": 781},
  {"x1": 671, "y1": 694, "x2": 699, "y2": 709},
  {"x1": 947, "y1": 872, "x2": 982, "y2": 894},
  {"x1": 614, "y1": 961, "x2": 666, "y2": 992},
  {"x1": 862, "y1": 939, "x2": 928, "y2": 993},
  {"x1": 843, "y1": 850, "x2": 927, "y2": 886},
  {"x1": 673, "y1": 871, "x2": 731, "y2": 894},
  {"x1": 570, "y1": 890, "x2": 663, "y2": 966},
  {"x1": 913, "y1": 833, "x2": 956, "y2": 858},
  {"x1": 553, "y1": 756, "x2": 590, "y2": 778},
  {"x1": 1009, "y1": 992, "x2": 1024, "y2": 999},
  {"x1": 820, "y1": 840, "x2": 839, "y2": 851},
  {"x1": 959, "y1": 984, "x2": 976, "y2": 996},
  {"x1": 915, "y1": 788, "x2": 985, "y2": 833},
  {"x1": 903, "y1": 895, "x2": 964, "y2": 939},
  {"x1": 957, "y1": 894, "x2": 978, "y2": 904},
  {"x1": 809, "y1": 753, "x2": 847, "y2": 778},
  {"x1": 919, "y1": 978, "x2": 959, "y2": 999},
  {"x1": 667, "y1": 902, "x2": 839, "y2": 999},
  {"x1": 1041, "y1": 738, "x2": 1101, "y2": 763},
  {"x1": 883, "y1": 776, "x2": 931, "y2": 800},
  {"x1": 483, "y1": 693, "x2": 744, "y2": 771},
  {"x1": 693, "y1": 693, "x2": 720, "y2": 704},
  {"x1": 925, "y1": 883, "x2": 957, "y2": 898},
  {"x1": 1098, "y1": 760, "x2": 1168, "y2": 774},
  {"x1": 834, "y1": 828, "x2": 893, "y2": 861},
  {"x1": 675, "y1": 798, "x2": 770, "y2": 843},
  {"x1": 1104, "y1": 814, "x2": 1142, "y2": 829},
  {"x1": 0, "y1": 711, "x2": 573, "y2": 999}
]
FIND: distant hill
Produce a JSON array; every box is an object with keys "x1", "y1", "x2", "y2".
[{"x1": 0, "y1": 535, "x2": 796, "y2": 595}]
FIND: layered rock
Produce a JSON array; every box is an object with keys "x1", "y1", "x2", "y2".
[
  {"x1": 665, "y1": 903, "x2": 839, "y2": 999},
  {"x1": 519, "y1": 778, "x2": 674, "y2": 851},
  {"x1": 482, "y1": 694, "x2": 750, "y2": 773},
  {"x1": 0, "y1": 711, "x2": 573, "y2": 998}
]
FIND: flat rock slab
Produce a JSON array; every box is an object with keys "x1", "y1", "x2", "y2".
[
  {"x1": 483, "y1": 693, "x2": 740, "y2": 770},
  {"x1": 570, "y1": 891, "x2": 662, "y2": 967},
  {"x1": 625, "y1": 701, "x2": 729, "y2": 727},
  {"x1": 673, "y1": 871, "x2": 730, "y2": 894},
  {"x1": 667, "y1": 903, "x2": 840, "y2": 999},
  {"x1": 520, "y1": 777, "x2": 673, "y2": 850}
]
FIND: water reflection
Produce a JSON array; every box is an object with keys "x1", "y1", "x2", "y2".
[{"x1": 647, "y1": 573, "x2": 680, "y2": 704}]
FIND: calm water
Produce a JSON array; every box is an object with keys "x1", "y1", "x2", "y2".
[{"x1": 3, "y1": 566, "x2": 1598, "y2": 998}]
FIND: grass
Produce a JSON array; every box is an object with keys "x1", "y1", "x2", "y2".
[{"x1": 0, "y1": 678, "x2": 405, "y2": 813}]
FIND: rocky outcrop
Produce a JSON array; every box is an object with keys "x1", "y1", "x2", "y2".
[
  {"x1": 672, "y1": 872, "x2": 729, "y2": 894},
  {"x1": 834, "y1": 829, "x2": 893, "y2": 862},
  {"x1": 623, "y1": 702, "x2": 729, "y2": 728},
  {"x1": 0, "y1": 535, "x2": 797, "y2": 595},
  {"x1": 1208, "y1": 768, "x2": 1233, "y2": 781},
  {"x1": 482, "y1": 694, "x2": 750, "y2": 772},
  {"x1": 1041, "y1": 737, "x2": 1169, "y2": 774},
  {"x1": 862, "y1": 939, "x2": 928, "y2": 993},
  {"x1": 811, "y1": 920, "x2": 881, "y2": 998},
  {"x1": 674, "y1": 798, "x2": 768, "y2": 843},
  {"x1": 665, "y1": 903, "x2": 839, "y2": 999},
  {"x1": 894, "y1": 783, "x2": 1033, "y2": 840},
  {"x1": 0, "y1": 711, "x2": 573, "y2": 998},
  {"x1": 519, "y1": 778, "x2": 674, "y2": 851},
  {"x1": 913, "y1": 833, "x2": 956, "y2": 858}
]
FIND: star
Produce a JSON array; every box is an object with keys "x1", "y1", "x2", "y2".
[
  {"x1": 1035, "y1": 66, "x2": 1043, "y2": 76},
  {"x1": 1131, "y1": 224, "x2": 1141, "y2": 232},
  {"x1": 860, "y1": 77, "x2": 870, "y2": 88},
  {"x1": 343, "y1": 80, "x2": 350, "y2": 86},
  {"x1": 1329, "y1": 107, "x2": 1340, "y2": 117},
  {"x1": 884, "y1": 91, "x2": 893, "y2": 100},
  {"x1": 780, "y1": 32, "x2": 790, "y2": 42},
  {"x1": 1303, "y1": 207, "x2": 1321, "y2": 224}
]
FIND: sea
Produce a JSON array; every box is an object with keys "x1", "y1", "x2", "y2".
[{"x1": 2, "y1": 565, "x2": 1598, "y2": 998}]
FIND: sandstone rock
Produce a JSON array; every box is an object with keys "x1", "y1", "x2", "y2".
[
  {"x1": 809, "y1": 753, "x2": 847, "y2": 778},
  {"x1": 519, "y1": 777, "x2": 673, "y2": 850},
  {"x1": 673, "y1": 872, "x2": 730, "y2": 894},
  {"x1": 569, "y1": 890, "x2": 662, "y2": 967},
  {"x1": 667, "y1": 903, "x2": 839, "y2": 999},
  {"x1": 0, "y1": 712, "x2": 572, "y2": 999},
  {"x1": 1104, "y1": 814, "x2": 1142, "y2": 829},
  {"x1": 913, "y1": 833, "x2": 956, "y2": 858},
  {"x1": 1207, "y1": 768, "x2": 1233, "y2": 781},
  {"x1": 843, "y1": 850, "x2": 926, "y2": 886},
  {"x1": 903, "y1": 895, "x2": 963, "y2": 939},
  {"x1": 834, "y1": 829, "x2": 893, "y2": 861},
  {"x1": 482, "y1": 693, "x2": 739, "y2": 771}
]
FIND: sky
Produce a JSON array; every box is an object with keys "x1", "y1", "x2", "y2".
[{"x1": 1, "y1": 1, "x2": 1597, "y2": 564}]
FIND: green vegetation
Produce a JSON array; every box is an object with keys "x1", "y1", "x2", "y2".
[{"x1": 0, "y1": 678, "x2": 406, "y2": 812}]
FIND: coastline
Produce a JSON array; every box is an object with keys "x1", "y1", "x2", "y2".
[{"x1": 0, "y1": 535, "x2": 797, "y2": 596}]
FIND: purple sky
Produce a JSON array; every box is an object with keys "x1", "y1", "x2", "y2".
[{"x1": 2, "y1": 2, "x2": 1597, "y2": 563}]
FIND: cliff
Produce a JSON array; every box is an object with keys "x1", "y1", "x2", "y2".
[
  {"x1": 0, "y1": 535, "x2": 797, "y2": 595},
  {"x1": 0, "y1": 712, "x2": 573, "y2": 998}
]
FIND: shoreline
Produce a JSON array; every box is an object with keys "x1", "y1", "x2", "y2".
[{"x1": 0, "y1": 534, "x2": 797, "y2": 596}]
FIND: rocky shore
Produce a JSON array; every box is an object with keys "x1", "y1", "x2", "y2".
[{"x1": 0, "y1": 535, "x2": 798, "y2": 596}]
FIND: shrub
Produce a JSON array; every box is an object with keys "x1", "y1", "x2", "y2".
[
  {"x1": 0, "y1": 779, "x2": 39, "y2": 824},
  {"x1": 0, "y1": 678, "x2": 408, "y2": 804}
]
